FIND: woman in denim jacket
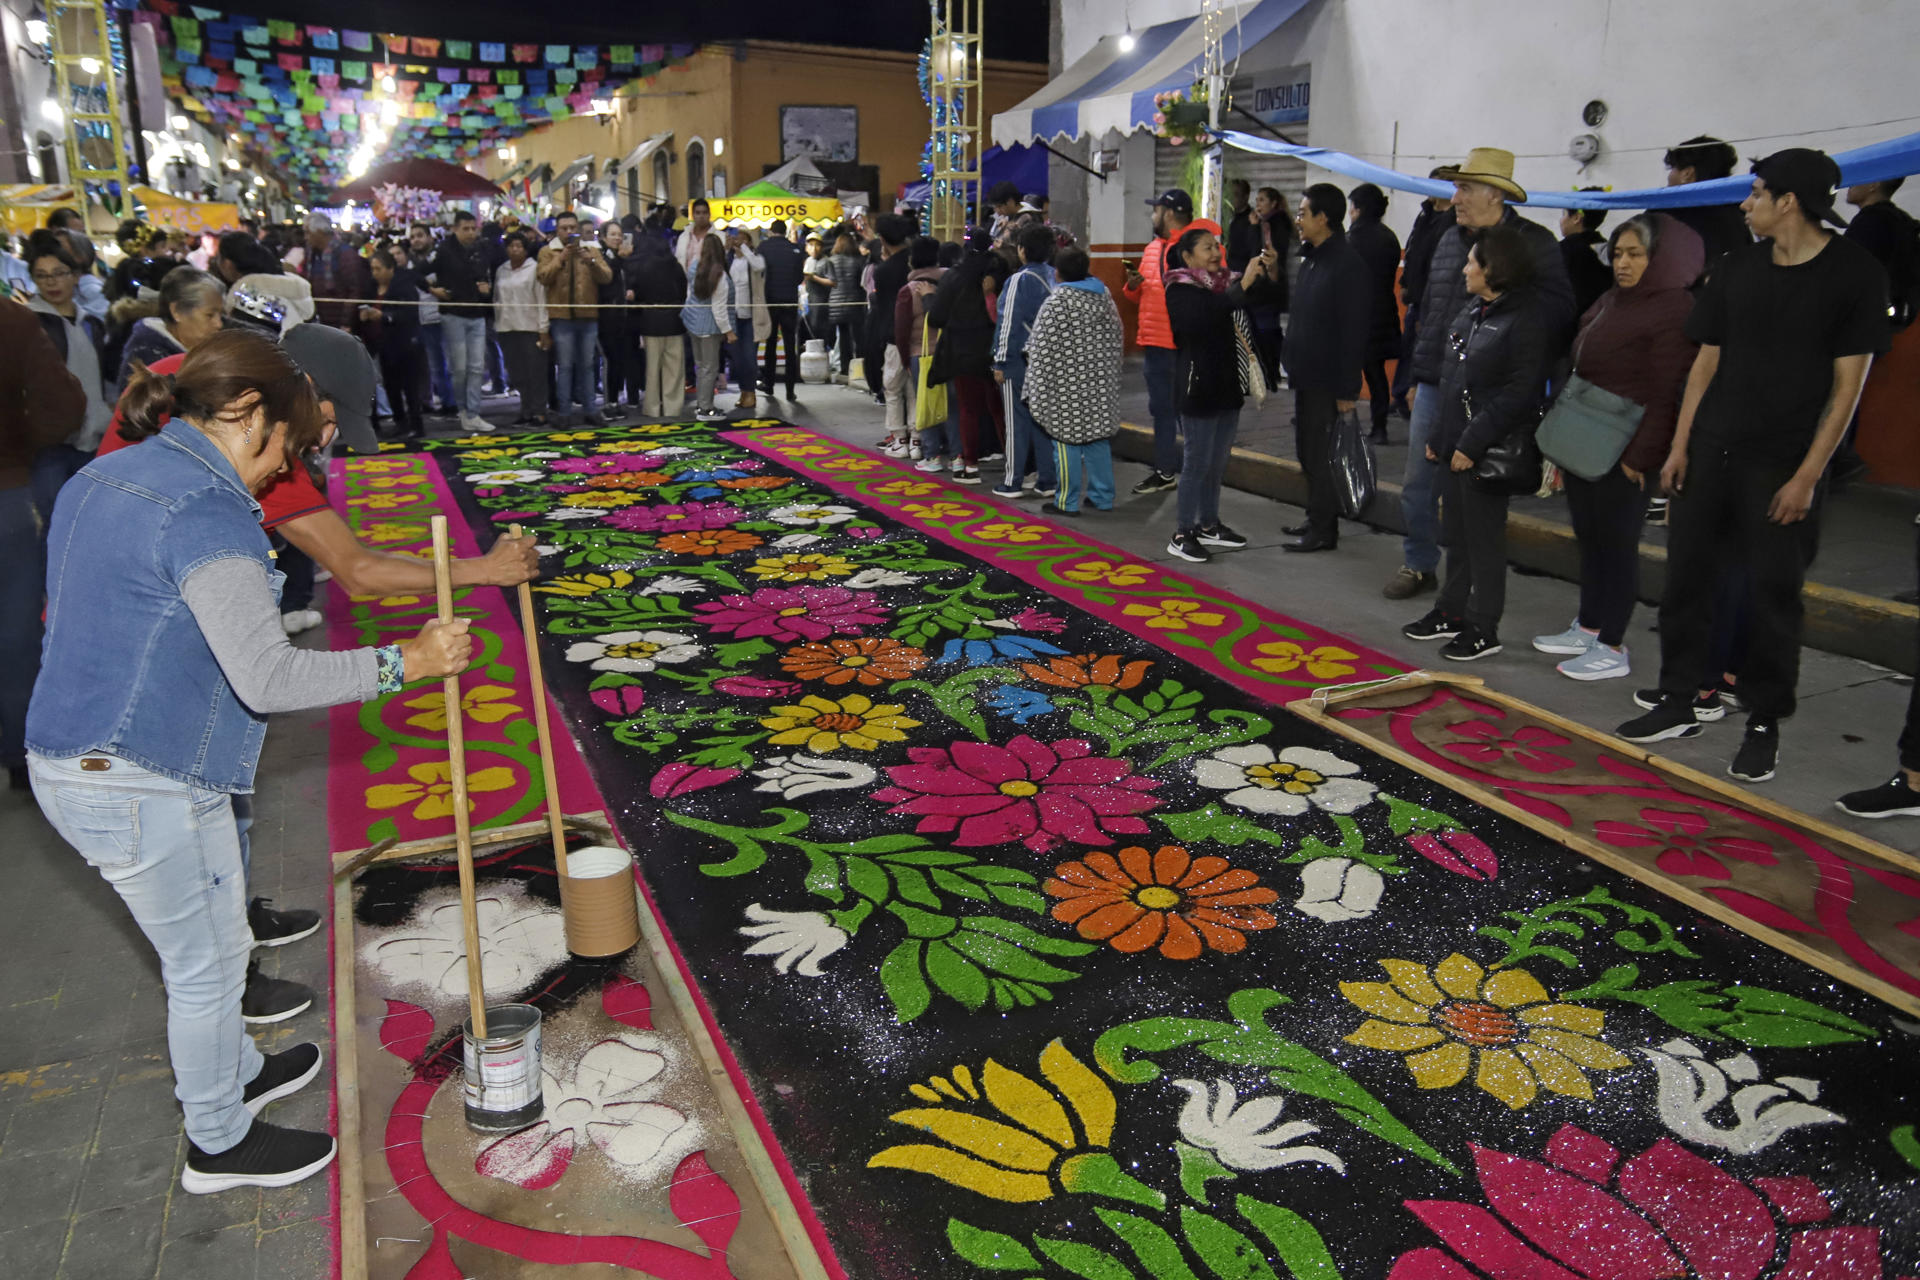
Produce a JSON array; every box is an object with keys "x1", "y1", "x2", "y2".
[{"x1": 24, "y1": 330, "x2": 473, "y2": 1195}]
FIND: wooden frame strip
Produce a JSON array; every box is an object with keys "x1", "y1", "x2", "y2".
[
  {"x1": 332, "y1": 873, "x2": 369, "y2": 1280},
  {"x1": 329, "y1": 811, "x2": 613, "y2": 878}
]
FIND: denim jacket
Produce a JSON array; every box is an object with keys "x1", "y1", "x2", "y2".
[{"x1": 28, "y1": 419, "x2": 281, "y2": 793}]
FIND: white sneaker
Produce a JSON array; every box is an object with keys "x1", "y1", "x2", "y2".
[
  {"x1": 459, "y1": 413, "x2": 494, "y2": 434},
  {"x1": 883, "y1": 441, "x2": 910, "y2": 458},
  {"x1": 908, "y1": 443, "x2": 924, "y2": 460},
  {"x1": 1557, "y1": 643, "x2": 1630, "y2": 681},
  {"x1": 914, "y1": 457, "x2": 946, "y2": 473},
  {"x1": 949, "y1": 458, "x2": 966, "y2": 473},
  {"x1": 281, "y1": 609, "x2": 323, "y2": 636},
  {"x1": 1532, "y1": 620, "x2": 1597, "y2": 656}
]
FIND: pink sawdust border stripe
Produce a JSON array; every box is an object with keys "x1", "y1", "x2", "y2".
[
  {"x1": 728, "y1": 429, "x2": 1406, "y2": 702},
  {"x1": 319, "y1": 452, "x2": 845, "y2": 1280}
]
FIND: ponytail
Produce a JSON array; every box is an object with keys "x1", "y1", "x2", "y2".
[{"x1": 117, "y1": 362, "x2": 178, "y2": 442}]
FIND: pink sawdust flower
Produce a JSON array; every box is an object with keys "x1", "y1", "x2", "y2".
[
  {"x1": 604, "y1": 502, "x2": 747, "y2": 534},
  {"x1": 550, "y1": 453, "x2": 667, "y2": 474},
  {"x1": 693, "y1": 585, "x2": 890, "y2": 643},
  {"x1": 1594, "y1": 807, "x2": 1776, "y2": 880}
]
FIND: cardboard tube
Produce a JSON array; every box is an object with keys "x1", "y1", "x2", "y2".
[{"x1": 430, "y1": 515, "x2": 487, "y2": 1039}]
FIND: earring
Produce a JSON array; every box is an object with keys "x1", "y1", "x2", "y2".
[{"x1": 243, "y1": 426, "x2": 254, "y2": 444}]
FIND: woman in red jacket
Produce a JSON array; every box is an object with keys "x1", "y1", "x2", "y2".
[{"x1": 1532, "y1": 213, "x2": 1705, "y2": 681}]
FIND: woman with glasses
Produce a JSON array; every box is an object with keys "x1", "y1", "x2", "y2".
[
  {"x1": 24, "y1": 229, "x2": 111, "y2": 517},
  {"x1": 26, "y1": 329, "x2": 475, "y2": 1195}
]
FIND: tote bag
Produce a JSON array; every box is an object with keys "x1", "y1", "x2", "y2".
[
  {"x1": 915, "y1": 315, "x2": 948, "y2": 432},
  {"x1": 1534, "y1": 300, "x2": 1644, "y2": 480}
]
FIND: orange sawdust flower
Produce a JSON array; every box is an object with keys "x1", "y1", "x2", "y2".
[
  {"x1": 1045, "y1": 846, "x2": 1279, "y2": 960},
  {"x1": 718, "y1": 476, "x2": 796, "y2": 490},
  {"x1": 585, "y1": 472, "x2": 671, "y2": 490},
  {"x1": 659, "y1": 529, "x2": 764, "y2": 556},
  {"x1": 779, "y1": 637, "x2": 929, "y2": 686},
  {"x1": 1017, "y1": 653, "x2": 1154, "y2": 691}
]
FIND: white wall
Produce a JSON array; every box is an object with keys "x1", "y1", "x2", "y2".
[{"x1": 1053, "y1": 0, "x2": 1920, "y2": 242}]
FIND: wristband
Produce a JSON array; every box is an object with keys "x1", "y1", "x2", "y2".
[{"x1": 375, "y1": 644, "x2": 406, "y2": 694}]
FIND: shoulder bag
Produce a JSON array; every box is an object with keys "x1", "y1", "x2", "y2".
[
  {"x1": 1464, "y1": 386, "x2": 1545, "y2": 495},
  {"x1": 915, "y1": 315, "x2": 948, "y2": 432},
  {"x1": 1533, "y1": 299, "x2": 1645, "y2": 480}
]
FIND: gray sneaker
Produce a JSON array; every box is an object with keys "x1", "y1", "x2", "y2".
[
  {"x1": 1532, "y1": 621, "x2": 1598, "y2": 656},
  {"x1": 1382, "y1": 566, "x2": 1438, "y2": 601},
  {"x1": 1557, "y1": 643, "x2": 1630, "y2": 682}
]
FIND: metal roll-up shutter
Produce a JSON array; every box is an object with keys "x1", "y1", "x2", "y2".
[{"x1": 1153, "y1": 119, "x2": 1311, "y2": 299}]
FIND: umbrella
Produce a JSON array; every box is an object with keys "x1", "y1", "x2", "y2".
[{"x1": 330, "y1": 158, "x2": 500, "y2": 204}]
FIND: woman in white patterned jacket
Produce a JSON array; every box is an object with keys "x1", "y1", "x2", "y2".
[{"x1": 1021, "y1": 247, "x2": 1123, "y2": 517}]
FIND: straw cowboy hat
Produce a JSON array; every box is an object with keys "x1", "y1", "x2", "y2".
[{"x1": 1436, "y1": 147, "x2": 1528, "y2": 202}]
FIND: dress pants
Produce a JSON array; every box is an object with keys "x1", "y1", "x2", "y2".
[
  {"x1": 1565, "y1": 466, "x2": 1647, "y2": 647},
  {"x1": 760, "y1": 306, "x2": 801, "y2": 395},
  {"x1": 599, "y1": 314, "x2": 639, "y2": 408},
  {"x1": 643, "y1": 335, "x2": 686, "y2": 418},
  {"x1": 1435, "y1": 468, "x2": 1511, "y2": 635},
  {"x1": 498, "y1": 331, "x2": 550, "y2": 419},
  {"x1": 1657, "y1": 444, "x2": 1821, "y2": 721},
  {"x1": 377, "y1": 338, "x2": 427, "y2": 433},
  {"x1": 1361, "y1": 358, "x2": 1392, "y2": 432},
  {"x1": 1294, "y1": 387, "x2": 1340, "y2": 541}
]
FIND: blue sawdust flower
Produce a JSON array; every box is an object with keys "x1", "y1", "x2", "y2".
[
  {"x1": 983, "y1": 685, "x2": 1058, "y2": 724},
  {"x1": 936, "y1": 635, "x2": 1070, "y2": 667}
]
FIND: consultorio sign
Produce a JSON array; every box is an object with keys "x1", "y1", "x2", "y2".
[
  {"x1": 712, "y1": 196, "x2": 844, "y2": 228},
  {"x1": 1245, "y1": 66, "x2": 1311, "y2": 127}
]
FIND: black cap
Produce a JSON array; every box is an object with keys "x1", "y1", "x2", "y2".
[
  {"x1": 1147, "y1": 188, "x2": 1194, "y2": 216},
  {"x1": 1751, "y1": 147, "x2": 1847, "y2": 227}
]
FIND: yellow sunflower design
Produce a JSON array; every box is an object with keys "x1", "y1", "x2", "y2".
[
  {"x1": 1340, "y1": 952, "x2": 1631, "y2": 1109},
  {"x1": 760, "y1": 694, "x2": 920, "y2": 753}
]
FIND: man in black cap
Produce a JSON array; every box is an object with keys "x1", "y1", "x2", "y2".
[{"x1": 1619, "y1": 148, "x2": 1891, "y2": 784}]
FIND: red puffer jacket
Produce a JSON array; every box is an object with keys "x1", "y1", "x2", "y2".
[{"x1": 1122, "y1": 218, "x2": 1222, "y2": 349}]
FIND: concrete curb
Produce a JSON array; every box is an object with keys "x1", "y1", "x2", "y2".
[{"x1": 1113, "y1": 422, "x2": 1918, "y2": 676}]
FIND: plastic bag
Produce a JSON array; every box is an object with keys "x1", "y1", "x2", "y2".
[{"x1": 1330, "y1": 406, "x2": 1377, "y2": 519}]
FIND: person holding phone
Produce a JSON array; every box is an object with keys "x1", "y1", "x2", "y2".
[{"x1": 537, "y1": 210, "x2": 614, "y2": 426}]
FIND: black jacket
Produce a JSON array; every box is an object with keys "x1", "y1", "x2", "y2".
[
  {"x1": 1225, "y1": 209, "x2": 1294, "y2": 313},
  {"x1": 428, "y1": 237, "x2": 499, "y2": 313},
  {"x1": 1346, "y1": 215, "x2": 1404, "y2": 359},
  {"x1": 1166, "y1": 275, "x2": 1273, "y2": 416},
  {"x1": 1282, "y1": 231, "x2": 1370, "y2": 397},
  {"x1": 759, "y1": 236, "x2": 806, "y2": 307},
  {"x1": 598, "y1": 247, "x2": 644, "y2": 311},
  {"x1": 1401, "y1": 203, "x2": 1454, "y2": 308},
  {"x1": 866, "y1": 248, "x2": 913, "y2": 353},
  {"x1": 630, "y1": 247, "x2": 688, "y2": 338},
  {"x1": 927, "y1": 252, "x2": 1004, "y2": 379},
  {"x1": 1559, "y1": 231, "x2": 1614, "y2": 321},
  {"x1": 1434, "y1": 289, "x2": 1551, "y2": 462},
  {"x1": 1412, "y1": 208, "x2": 1572, "y2": 385},
  {"x1": 1846, "y1": 200, "x2": 1918, "y2": 324},
  {"x1": 1669, "y1": 203, "x2": 1751, "y2": 283}
]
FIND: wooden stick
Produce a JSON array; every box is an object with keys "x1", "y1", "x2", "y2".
[
  {"x1": 509, "y1": 524, "x2": 575, "y2": 908},
  {"x1": 430, "y1": 515, "x2": 487, "y2": 1040},
  {"x1": 328, "y1": 811, "x2": 612, "y2": 878}
]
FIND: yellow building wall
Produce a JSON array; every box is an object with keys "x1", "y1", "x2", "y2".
[{"x1": 480, "y1": 42, "x2": 1044, "y2": 217}]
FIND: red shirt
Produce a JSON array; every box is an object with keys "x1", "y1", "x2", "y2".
[{"x1": 98, "y1": 353, "x2": 330, "y2": 531}]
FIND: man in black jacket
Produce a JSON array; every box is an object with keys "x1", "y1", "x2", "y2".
[
  {"x1": 865, "y1": 214, "x2": 915, "y2": 420},
  {"x1": 1664, "y1": 136, "x2": 1751, "y2": 282},
  {"x1": 1558, "y1": 196, "x2": 1614, "y2": 320},
  {"x1": 1392, "y1": 178, "x2": 1455, "y2": 413},
  {"x1": 426, "y1": 210, "x2": 500, "y2": 434},
  {"x1": 757, "y1": 219, "x2": 807, "y2": 400},
  {"x1": 1282, "y1": 185, "x2": 1371, "y2": 553},
  {"x1": 1387, "y1": 147, "x2": 1574, "y2": 602}
]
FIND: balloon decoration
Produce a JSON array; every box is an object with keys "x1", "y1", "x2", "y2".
[
  {"x1": 135, "y1": 1, "x2": 696, "y2": 200},
  {"x1": 371, "y1": 184, "x2": 442, "y2": 224}
]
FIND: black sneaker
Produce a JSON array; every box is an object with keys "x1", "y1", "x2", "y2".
[
  {"x1": 1197, "y1": 523, "x2": 1248, "y2": 549},
  {"x1": 244, "y1": 1043, "x2": 323, "y2": 1116},
  {"x1": 1132, "y1": 470, "x2": 1178, "y2": 496},
  {"x1": 1728, "y1": 719, "x2": 1779, "y2": 783},
  {"x1": 181, "y1": 1120, "x2": 337, "y2": 1194},
  {"x1": 1441, "y1": 627, "x2": 1503, "y2": 661},
  {"x1": 242, "y1": 959, "x2": 313, "y2": 1025},
  {"x1": 249, "y1": 897, "x2": 320, "y2": 948},
  {"x1": 1645, "y1": 496, "x2": 1670, "y2": 526},
  {"x1": 1402, "y1": 610, "x2": 1463, "y2": 642},
  {"x1": 1166, "y1": 532, "x2": 1212, "y2": 564},
  {"x1": 1715, "y1": 679, "x2": 1747, "y2": 714},
  {"x1": 1633, "y1": 688, "x2": 1726, "y2": 723},
  {"x1": 1617, "y1": 694, "x2": 1704, "y2": 743},
  {"x1": 1837, "y1": 774, "x2": 1920, "y2": 819}
]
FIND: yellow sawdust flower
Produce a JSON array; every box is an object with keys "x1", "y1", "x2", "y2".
[
  {"x1": 869, "y1": 1040, "x2": 1117, "y2": 1202},
  {"x1": 1061, "y1": 560, "x2": 1153, "y2": 587},
  {"x1": 747, "y1": 553, "x2": 858, "y2": 582},
  {"x1": 1341, "y1": 953, "x2": 1631, "y2": 1110},
  {"x1": 760, "y1": 694, "x2": 919, "y2": 753},
  {"x1": 559, "y1": 490, "x2": 645, "y2": 508},
  {"x1": 1251, "y1": 641, "x2": 1358, "y2": 678},
  {"x1": 401, "y1": 685, "x2": 522, "y2": 731},
  {"x1": 974, "y1": 522, "x2": 1052, "y2": 543},
  {"x1": 533, "y1": 571, "x2": 637, "y2": 598},
  {"x1": 365, "y1": 761, "x2": 517, "y2": 821},
  {"x1": 1121, "y1": 599, "x2": 1228, "y2": 630},
  {"x1": 902, "y1": 502, "x2": 977, "y2": 520},
  {"x1": 875, "y1": 480, "x2": 941, "y2": 496}
]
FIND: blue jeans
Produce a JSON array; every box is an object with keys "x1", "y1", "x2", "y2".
[
  {"x1": 999, "y1": 372, "x2": 1058, "y2": 490},
  {"x1": 421, "y1": 324, "x2": 453, "y2": 409},
  {"x1": 733, "y1": 318, "x2": 758, "y2": 397},
  {"x1": 442, "y1": 315, "x2": 487, "y2": 416},
  {"x1": 30, "y1": 752, "x2": 264, "y2": 1153},
  {"x1": 1401, "y1": 382, "x2": 1444, "y2": 573},
  {"x1": 1177, "y1": 409, "x2": 1239, "y2": 532},
  {"x1": 0, "y1": 486, "x2": 43, "y2": 767},
  {"x1": 1143, "y1": 346, "x2": 1181, "y2": 474},
  {"x1": 551, "y1": 318, "x2": 599, "y2": 416},
  {"x1": 1053, "y1": 439, "x2": 1115, "y2": 513}
]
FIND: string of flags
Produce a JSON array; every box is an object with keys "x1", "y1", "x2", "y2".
[{"x1": 134, "y1": 0, "x2": 696, "y2": 199}]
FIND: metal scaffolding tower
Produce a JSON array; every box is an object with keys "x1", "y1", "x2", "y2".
[
  {"x1": 47, "y1": 0, "x2": 132, "y2": 221},
  {"x1": 928, "y1": 0, "x2": 982, "y2": 243}
]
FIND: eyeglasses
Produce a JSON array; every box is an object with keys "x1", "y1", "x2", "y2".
[{"x1": 31, "y1": 268, "x2": 74, "y2": 283}]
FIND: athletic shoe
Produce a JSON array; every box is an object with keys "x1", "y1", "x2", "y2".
[
  {"x1": 982, "y1": 451, "x2": 1005, "y2": 463},
  {"x1": 1632, "y1": 688, "x2": 1727, "y2": 722},
  {"x1": 1558, "y1": 643, "x2": 1631, "y2": 681},
  {"x1": 242, "y1": 960, "x2": 313, "y2": 1025},
  {"x1": 602, "y1": 405, "x2": 627, "y2": 422},
  {"x1": 249, "y1": 897, "x2": 320, "y2": 948},
  {"x1": 908, "y1": 444, "x2": 923, "y2": 460},
  {"x1": 1383, "y1": 566, "x2": 1438, "y2": 600},
  {"x1": 990, "y1": 483, "x2": 1027, "y2": 499},
  {"x1": 1040, "y1": 502, "x2": 1080, "y2": 518},
  {"x1": 1131, "y1": 470, "x2": 1178, "y2": 495},
  {"x1": 883, "y1": 441, "x2": 910, "y2": 458},
  {"x1": 1031, "y1": 487, "x2": 1057, "y2": 500},
  {"x1": 1442, "y1": 627, "x2": 1503, "y2": 661},
  {"x1": 243, "y1": 1044, "x2": 323, "y2": 1116},
  {"x1": 913, "y1": 457, "x2": 946, "y2": 473},
  {"x1": 1716, "y1": 679, "x2": 1748, "y2": 714},
  {"x1": 1837, "y1": 774, "x2": 1920, "y2": 819},
  {"x1": 952, "y1": 468, "x2": 983, "y2": 485},
  {"x1": 579, "y1": 411, "x2": 607, "y2": 427},
  {"x1": 1532, "y1": 620, "x2": 1598, "y2": 656},
  {"x1": 1645, "y1": 496, "x2": 1670, "y2": 527},
  {"x1": 1166, "y1": 532, "x2": 1211, "y2": 563},
  {"x1": 1401, "y1": 610, "x2": 1462, "y2": 642},
  {"x1": 182, "y1": 1121, "x2": 336, "y2": 1195},
  {"x1": 695, "y1": 409, "x2": 728, "y2": 421},
  {"x1": 1728, "y1": 719, "x2": 1779, "y2": 783},
  {"x1": 280, "y1": 610, "x2": 322, "y2": 636},
  {"x1": 1616, "y1": 695, "x2": 1703, "y2": 743},
  {"x1": 458, "y1": 413, "x2": 494, "y2": 434},
  {"x1": 949, "y1": 458, "x2": 966, "y2": 473},
  {"x1": 1197, "y1": 523, "x2": 1248, "y2": 549}
]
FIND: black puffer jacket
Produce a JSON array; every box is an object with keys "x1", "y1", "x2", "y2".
[
  {"x1": 1433, "y1": 289, "x2": 1551, "y2": 462},
  {"x1": 926, "y1": 251, "x2": 1006, "y2": 380},
  {"x1": 1347, "y1": 214, "x2": 1404, "y2": 360},
  {"x1": 629, "y1": 245, "x2": 688, "y2": 338},
  {"x1": 1412, "y1": 208, "x2": 1573, "y2": 385},
  {"x1": 1166, "y1": 275, "x2": 1275, "y2": 416}
]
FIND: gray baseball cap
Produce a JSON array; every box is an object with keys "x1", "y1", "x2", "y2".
[{"x1": 280, "y1": 321, "x2": 379, "y2": 453}]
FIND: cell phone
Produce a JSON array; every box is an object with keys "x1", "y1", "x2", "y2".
[{"x1": 1121, "y1": 258, "x2": 1138, "y2": 273}]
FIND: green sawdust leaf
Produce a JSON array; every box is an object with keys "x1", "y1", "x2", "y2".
[
  {"x1": 1562, "y1": 967, "x2": 1875, "y2": 1048},
  {"x1": 1480, "y1": 885, "x2": 1698, "y2": 970},
  {"x1": 1156, "y1": 805, "x2": 1290, "y2": 849},
  {"x1": 946, "y1": 1219, "x2": 1041, "y2": 1272},
  {"x1": 880, "y1": 939, "x2": 931, "y2": 1021},
  {"x1": 1033, "y1": 1236, "x2": 1138, "y2": 1280},
  {"x1": 1892, "y1": 1124, "x2": 1920, "y2": 1171},
  {"x1": 1234, "y1": 1196, "x2": 1343, "y2": 1280},
  {"x1": 1180, "y1": 1208, "x2": 1280, "y2": 1280},
  {"x1": 1175, "y1": 1141, "x2": 1236, "y2": 1206},
  {"x1": 1096, "y1": 1208, "x2": 1202, "y2": 1280},
  {"x1": 926, "y1": 941, "x2": 990, "y2": 1010},
  {"x1": 361, "y1": 742, "x2": 397, "y2": 774}
]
